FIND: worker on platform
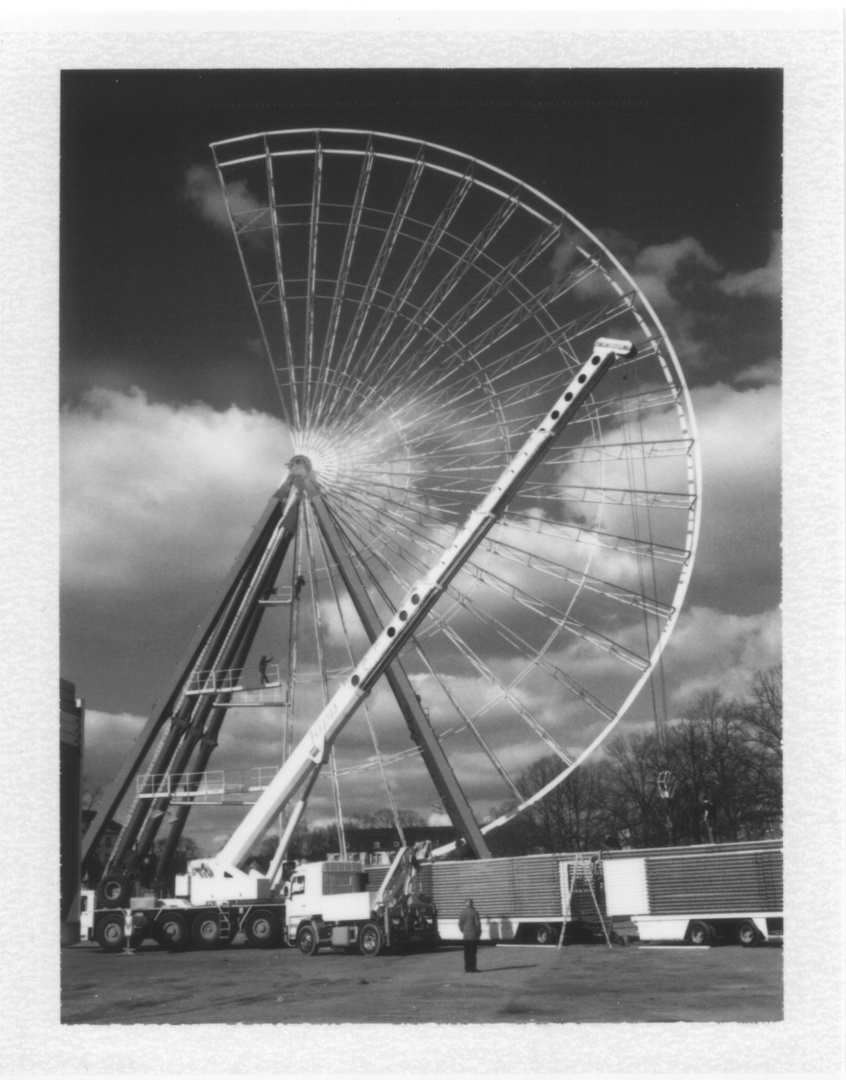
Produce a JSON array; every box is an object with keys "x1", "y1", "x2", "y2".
[
  {"x1": 259, "y1": 655, "x2": 273, "y2": 685},
  {"x1": 458, "y1": 898, "x2": 482, "y2": 973}
]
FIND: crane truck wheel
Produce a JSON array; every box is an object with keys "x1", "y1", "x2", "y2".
[
  {"x1": 95, "y1": 913, "x2": 127, "y2": 952},
  {"x1": 736, "y1": 920, "x2": 761, "y2": 947},
  {"x1": 191, "y1": 913, "x2": 221, "y2": 949},
  {"x1": 296, "y1": 922, "x2": 320, "y2": 956},
  {"x1": 154, "y1": 912, "x2": 189, "y2": 951},
  {"x1": 534, "y1": 923, "x2": 555, "y2": 945},
  {"x1": 97, "y1": 873, "x2": 131, "y2": 909},
  {"x1": 244, "y1": 908, "x2": 280, "y2": 948},
  {"x1": 359, "y1": 922, "x2": 384, "y2": 957}
]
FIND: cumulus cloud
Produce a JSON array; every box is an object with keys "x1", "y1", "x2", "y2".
[
  {"x1": 689, "y1": 380, "x2": 781, "y2": 613},
  {"x1": 83, "y1": 709, "x2": 146, "y2": 811},
  {"x1": 718, "y1": 231, "x2": 782, "y2": 299},
  {"x1": 662, "y1": 604, "x2": 782, "y2": 704},
  {"x1": 61, "y1": 387, "x2": 294, "y2": 592},
  {"x1": 583, "y1": 228, "x2": 782, "y2": 381},
  {"x1": 631, "y1": 236, "x2": 722, "y2": 313},
  {"x1": 184, "y1": 164, "x2": 270, "y2": 236},
  {"x1": 734, "y1": 358, "x2": 781, "y2": 387}
]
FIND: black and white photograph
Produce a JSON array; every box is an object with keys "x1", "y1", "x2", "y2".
[{"x1": 2, "y1": 12, "x2": 844, "y2": 1078}]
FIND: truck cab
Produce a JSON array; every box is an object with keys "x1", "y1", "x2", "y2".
[{"x1": 286, "y1": 852, "x2": 438, "y2": 957}]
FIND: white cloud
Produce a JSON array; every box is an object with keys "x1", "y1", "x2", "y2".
[
  {"x1": 83, "y1": 709, "x2": 146, "y2": 805},
  {"x1": 663, "y1": 604, "x2": 782, "y2": 704},
  {"x1": 632, "y1": 236, "x2": 722, "y2": 313},
  {"x1": 184, "y1": 163, "x2": 270, "y2": 236},
  {"x1": 734, "y1": 358, "x2": 781, "y2": 387},
  {"x1": 690, "y1": 380, "x2": 781, "y2": 608},
  {"x1": 61, "y1": 387, "x2": 294, "y2": 592},
  {"x1": 183, "y1": 164, "x2": 230, "y2": 231},
  {"x1": 583, "y1": 229, "x2": 781, "y2": 378},
  {"x1": 718, "y1": 231, "x2": 781, "y2": 300}
]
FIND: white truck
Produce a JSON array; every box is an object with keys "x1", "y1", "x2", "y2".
[{"x1": 90, "y1": 843, "x2": 436, "y2": 954}]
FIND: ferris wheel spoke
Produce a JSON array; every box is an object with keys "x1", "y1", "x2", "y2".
[
  {"x1": 302, "y1": 136, "x2": 325, "y2": 422},
  {"x1": 305, "y1": 501, "x2": 410, "y2": 830},
  {"x1": 257, "y1": 140, "x2": 303, "y2": 429},
  {"x1": 312, "y1": 139, "x2": 375, "y2": 423},
  {"x1": 334, "y1": 153, "x2": 426, "y2": 384},
  {"x1": 498, "y1": 509, "x2": 691, "y2": 567},
  {"x1": 403, "y1": 635, "x2": 526, "y2": 802},
  {"x1": 331, "y1": 491, "x2": 621, "y2": 724},
  {"x1": 349, "y1": 166, "x2": 477, "y2": 386}
]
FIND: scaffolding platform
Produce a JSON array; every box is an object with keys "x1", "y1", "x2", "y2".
[
  {"x1": 185, "y1": 668, "x2": 244, "y2": 695},
  {"x1": 136, "y1": 767, "x2": 279, "y2": 805},
  {"x1": 259, "y1": 585, "x2": 293, "y2": 606}
]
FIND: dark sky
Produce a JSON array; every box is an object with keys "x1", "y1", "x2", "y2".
[{"x1": 61, "y1": 68, "x2": 782, "y2": 415}]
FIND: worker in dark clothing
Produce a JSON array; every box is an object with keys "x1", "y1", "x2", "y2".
[
  {"x1": 458, "y1": 898, "x2": 482, "y2": 973},
  {"x1": 259, "y1": 655, "x2": 273, "y2": 685},
  {"x1": 294, "y1": 575, "x2": 306, "y2": 600}
]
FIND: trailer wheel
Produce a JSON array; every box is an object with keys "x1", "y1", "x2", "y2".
[
  {"x1": 97, "y1": 873, "x2": 131, "y2": 909},
  {"x1": 95, "y1": 913, "x2": 126, "y2": 952},
  {"x1": 192, "y1": 913, "x2": 221, "y2": 949},
  {"x1": 245, "y1": 908, "x2": 280, "y2": 948},
  {"x1": 297, "y1": 922, "x2": 320, "y2": 956},
  {"x1": 687, "y1": 921, "x2": 714, "y2": 946},
  {"x1": 736, "y1": 920, "x2": 761, "y2": 947},
  {"x1": 154, "y1": 913, "x2": 189, "y2": 951},
  {"x1": 359, "y1": 922, "x2": 384, "y2": 957},
  {"x1": 535, "y1": 923, "x2": 555, "y2": 945}
]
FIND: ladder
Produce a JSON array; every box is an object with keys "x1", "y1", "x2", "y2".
[
  {"x1": 219, "y1": 901, "x2": 232, "y2": 944},
  {"x1": 558, "y1": 853, "x2": 612, "y2": 949}
]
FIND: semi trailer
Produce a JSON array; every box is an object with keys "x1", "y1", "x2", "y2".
[{"x1": 602, "y1": 838, "x2": 783, "y2": 946}]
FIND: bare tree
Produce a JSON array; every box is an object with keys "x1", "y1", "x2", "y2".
[{"x1": 492, "y1": 667, "x2": 784, "y2": 852}]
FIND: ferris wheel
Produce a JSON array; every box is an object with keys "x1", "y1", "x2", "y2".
[{"x1": 207, "y1": 128, "x2": 701, "y2": 850}]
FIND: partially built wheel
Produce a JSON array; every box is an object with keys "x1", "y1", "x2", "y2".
[
  {"x1": 358, "y1": 921, "x2": 385, "y2": 957},
  {"x1": 212, "y1": 129, "x2": 701, "y2": 842}
]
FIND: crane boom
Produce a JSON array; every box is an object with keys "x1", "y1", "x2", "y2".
[{"x1": 199, "y1": 339, "x2": 633, "y2": 880}]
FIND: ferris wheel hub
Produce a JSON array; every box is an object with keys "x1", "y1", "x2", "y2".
[{"x1": 287, "y1": 455, "x2": 313, "y2": 477}]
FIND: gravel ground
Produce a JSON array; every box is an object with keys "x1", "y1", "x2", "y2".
[{"x1": 61, "y1": 938, "x2": 783, "y2": 1025}]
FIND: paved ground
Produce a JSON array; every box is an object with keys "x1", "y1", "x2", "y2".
[{"x1": 61, "y1": 938, "x2": 783, "y2": 1025}]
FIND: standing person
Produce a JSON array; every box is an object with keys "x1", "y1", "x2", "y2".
[
  {"x1": 259, "y1": 655, "x2": 273, "y2": 685},
  {"x1": 458, "y1": 897, "x2": 482, "y2": 973}
]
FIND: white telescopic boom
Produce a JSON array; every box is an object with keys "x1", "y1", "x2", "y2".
[{"x1": 212, "y1": 339, "x2": 633, "y2": 868}]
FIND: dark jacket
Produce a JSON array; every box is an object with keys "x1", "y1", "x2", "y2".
[{"x1": 458, "y1": 904, "x2": 482, "y2": 940}]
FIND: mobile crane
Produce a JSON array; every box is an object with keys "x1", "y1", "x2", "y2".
[{"x1": 86, "y1": 339, "x2": 632, "y2": 954}]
